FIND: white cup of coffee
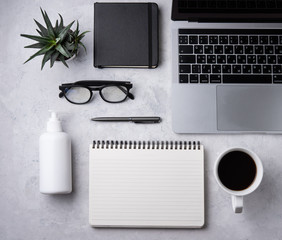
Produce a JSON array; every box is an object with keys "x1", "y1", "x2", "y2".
[{"x1": 214, "y1": 148, "x2": 263, "y2": 213}]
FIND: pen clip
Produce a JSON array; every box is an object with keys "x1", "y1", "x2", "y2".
[{"x1": 132, "y1": 118, "x2": 161, "y2": 124}]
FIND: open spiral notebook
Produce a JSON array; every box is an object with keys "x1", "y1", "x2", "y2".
[{"x1": 89, "y1": 141, "x2": 204, "y2": 228}]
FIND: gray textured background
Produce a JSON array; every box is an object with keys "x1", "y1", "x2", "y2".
[{"x1": 1, "y1": 0, "x2": 282, "y2": 239}]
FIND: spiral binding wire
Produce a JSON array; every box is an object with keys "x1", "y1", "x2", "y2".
[{"x1": 92, "y1": 140, "x2": 201, "y2": 150}]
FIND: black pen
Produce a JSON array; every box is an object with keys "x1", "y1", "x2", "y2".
[{"x1": 91, "y1": 117, "x2": 161, "y2": 123}]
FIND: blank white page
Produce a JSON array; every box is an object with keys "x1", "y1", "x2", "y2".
[{"x1": 89, "y1": 142, "x2": 204, "y2": 228}]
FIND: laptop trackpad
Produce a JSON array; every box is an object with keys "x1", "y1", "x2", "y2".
[{"x1": 217, "y1": 85, "x2": 282, "y2": 132}]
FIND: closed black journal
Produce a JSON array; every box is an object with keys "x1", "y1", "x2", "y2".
[{"x1": 94, "y1": 2, "x2": 159, "y2": 68}]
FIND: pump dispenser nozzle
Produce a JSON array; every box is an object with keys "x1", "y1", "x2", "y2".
[{"x1": 47, "y1": 110, "x2": 62, "y2": 132}]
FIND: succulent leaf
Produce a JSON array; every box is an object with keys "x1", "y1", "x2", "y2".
[
  {"x1": 75, "y1": 20, "x2": 79, "y2": 36},
  {"x1": 40, "y1": 8, "x2": 55, "y2": 38},
  {"x1": 36, "y1": 30, "x2": 43, "y2": 36},
  {"x1": 24, "y1": 43, "x2": 45, "y2": 49},
  {"x1": 34, "y1": 19, "x2": 48, "y2": 36},
  {"x1": 58, "y1": 14, "x2": 64, "y2": 31},
  {"x1": 20, "y1": 34, "x2": 52, "y2": 44},
  {"x1": 79, "y1": 42, "x2": 87, "y2": 52},
  {"x1": 77, "y1": 31, "x2": 90, "y2": 41},
  {"x1": 58, "y1": 21, "x2": 75, "y2": 43},
  {"x1": 55, "y1": 43, "x2": 71, "y2": 58},
  {"x1": 59, "y1": 54, "x2": 69, "y2": 68},
  {"x1": 50, "y1": 51, "x2": 60, "y2": 68},
  {"x1": 54, "y1": 20, "x2": 59, "y2": 35},
  {"x1": 24, "y1": 44, "x2": 54, "y2": 64},
  {"x1": 41, "y1": 49, "x2": 55, "y2": 70}
]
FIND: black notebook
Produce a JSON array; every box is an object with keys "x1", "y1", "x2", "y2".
[{"x1": 94, "y1": 3, "x2": 159, "y2": 68}]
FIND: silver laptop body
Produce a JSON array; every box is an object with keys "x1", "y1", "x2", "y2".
[{"x1": 171, "y1": 1, "x2": 282, "y2": 134}]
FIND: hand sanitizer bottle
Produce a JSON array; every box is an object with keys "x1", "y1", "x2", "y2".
[{"x1": 39, "y1": 111, "x2": 72, "y2": 194}]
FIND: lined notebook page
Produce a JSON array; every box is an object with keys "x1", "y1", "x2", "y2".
[{"x1": 89, "y1": 142, "x2": 204, "y2": 228}]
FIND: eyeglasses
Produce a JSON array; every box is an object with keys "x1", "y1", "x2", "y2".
[{"x1": 59, "y1": 80, "x2": 135, "y2": 104}]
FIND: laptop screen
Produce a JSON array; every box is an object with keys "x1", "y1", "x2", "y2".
[{"x1": 172, "y1": 0, "x2": 282, "y2": 21}]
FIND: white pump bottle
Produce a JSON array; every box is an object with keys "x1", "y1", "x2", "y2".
[{"x1": 39, "y1": 111, "x2": 72, "y2": 194}]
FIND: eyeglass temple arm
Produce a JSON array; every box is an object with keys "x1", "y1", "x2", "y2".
[
  {"x1": 75, "y1": 80, "x2": 132, "y2": 86},
  {"x1": 117, "y1": 86, "x2": 135, "y2": 100}
]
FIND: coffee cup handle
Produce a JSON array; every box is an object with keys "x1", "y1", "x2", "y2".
[{"x1": 232, "y1": 195, "x2": 243, "y2": 213}]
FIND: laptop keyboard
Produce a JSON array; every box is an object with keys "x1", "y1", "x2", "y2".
[{"x1": 178, "y1": 29, "x2": 282, "y2": 84}]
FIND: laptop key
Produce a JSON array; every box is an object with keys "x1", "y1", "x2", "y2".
[
  {"x1": 275, "y1": 46, "x2": 282, "y2": 54},
  {"x1": 239, "y1": 36, "x2": 248, "y2": 44},
  {"x1": 237, "y1": 55, "x2": 247, "y2": 64},
  {"x1": 212, "y1": 65, "x2": 221, "y2": 73},
  {"x1": 267, "y1": 55, "x2": 276, "y2": 64},
  {"x1": 179, "y1": 45, "x2": 193, "y2": 54},
  {"x1": 265, "y1": 46, "x2": 274, "y2": 54},
  {"x1": 227, "y1": 55, "x2": 236, "y2": 64},
  {"x1": 192, "y1": 65, "x2": 201, "y2": 73},
  {"x1": 202, "y1": 65, "x2": 211, "y2": 73},
  {"x1": 233, "y1": 65, "x2": 242, "y2": 74},
  {"x1": 179, "y1": 55, "x2": 196, "y2": 63},
  {"x1": 229, "y1": 36, "x2": 238, "y2": 44},
  {"x1": 263, "y1": 65, "x2": 272, "y2": 73},
  {"x1": 249, "y1": 36, "x2": 258, "y2": 44},
  {"x1": 278, "y1": 55, "x2": 282, "y2": 64},
  {"x1": 245, "y1": 46, "x2": 254, "y2": 54},
  {"x1": 217, "y1": 55, "x2": 226, "y2": 64},
  {"x1": 259, "y1": 36, "x2": 268, "y2": 44},
  {"x1": 247, "y1": 55, "x2": 256, "y2": 64},
  {"x1": 258, "y1": 55, "x2": 267, "y2": 64},
  {"x1": 247, "y1": 0, "x2": 257, "y2": 8},
  {"x1": 194, "y1": 45, "x2": 204, "y2": 54},
  {"x1": 273, "y1": 65, "x2": 282, "y2": 73},
  {"x1": 214, "y1": 45, "x2": 223, "y2": 54},
  {"x1": 253, "y1": 65, "x2": 262, "y2": 73},
  {"x1": 222, "y1": 65, "x2": 232, "y2": 73},
  {"x1": 204, "y1": 45, "x2": 214, "y2": 54},
  {"x1": 266, "y1": 0, "x2": 276, "y2": 8},
  {"x1": 235, "y1": 46, "x2": 243, "y2": 54},
  {"x1": 197, "y1": 55, "x2": 206, "y2": 63},
  {"x1": 207, "y1": 55, "x2": 216, "y2": 63},
  {"x1": 225, "y1": 45, "x2": 234, "y2": 54},
  {"x1": 179, "y1": 65, "x2": 191, "y2": 73},
  {"x1": 257, "y1": 0, "x2": 266, "y2": 8},
  {"x1": 210, "y1": 75, "x2": 222, "y2": 83},
  {"x1": 190, "y1": 74, "x2": 199, "y2": 83},
  {"x1": 179, "y1": 74, "x2": 188, "y2": 83},
  {"x1": 209, "y1": 36, "x2": 218, "y2": 44},
  {"x1": 237, "y1": 0, "x2": 247, "y2": 8},
  {"x1": 270, "y1": 36, "x2": 278, "y2": 44},
  {"x1": 179, "y1": 36, "x2": 188, "y2": 44},
  {"x1": 255, "y1": 46, "x2": 264, "y2": 54},
  {"x1": 189, "y1": 36, "x2": 198, "y2": 44},
  {"x1": 243, "y1": 65, "x2": 252, "y2": 73},
  {"x1": 223, "y1": 75, "x2": 272, "y2": 84},
  {"x1": 199, "y1": 36, "x2": 208, "y2": 44},
  {"x1": 200, "y1": 74, "x2": 209, "y2": 83},
  {"x1": 273, "y1": 75, "x2": 282, "y2": 83},
  {"x1": 219, "y1": 36, "x2": 228, "y2": 44}
]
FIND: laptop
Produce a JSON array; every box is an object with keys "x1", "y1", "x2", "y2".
[{"x1": 171, "y1": 0, "x2": 282, "y2": 133}]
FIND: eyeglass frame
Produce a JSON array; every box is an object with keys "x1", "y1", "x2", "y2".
[{"x1": 59, "y1": 80, "x2": 135, "y2": 104}]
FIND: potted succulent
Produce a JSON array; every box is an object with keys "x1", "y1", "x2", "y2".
[{"x1": 21, "y1": 8, "x2": 89, "y2": 70}]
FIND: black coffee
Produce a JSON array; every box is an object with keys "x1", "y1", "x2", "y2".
[{"x1": 218, "y1": 151, "x2": 257, "y2": 191}]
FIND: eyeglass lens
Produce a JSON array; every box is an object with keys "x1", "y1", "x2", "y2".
[
  {"x1": 64, "y1": 87, "x2": 91, "y2": 104},
  {"x1": 101, "y1": 86, "x2": 128, "y2": 103}
]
